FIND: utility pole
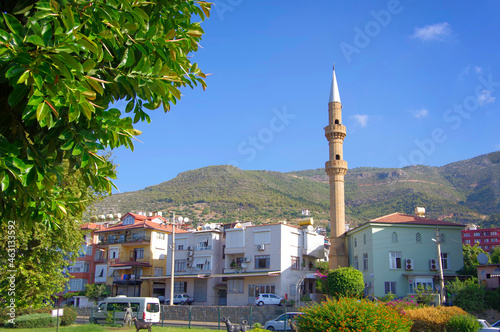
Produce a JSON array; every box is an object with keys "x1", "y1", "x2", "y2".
[
  {"x1": 433, "y1": 228, "x2": 445, "y2": 305},
  {"x1": 169, "y1": 212, "x2": 176, "y2": 306}
]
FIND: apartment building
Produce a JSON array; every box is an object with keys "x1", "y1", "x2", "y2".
[
  {"x1": 462, "y1": 225, "x2": 500, "y2": 252},
  {"x1": 95, "y1": 212, "x2": 182, "y2": 297}
]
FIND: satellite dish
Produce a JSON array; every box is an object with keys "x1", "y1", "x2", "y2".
[
  {"x1": 241, "y1": 263, "x2": 248, "y2": 269},
  {"x1": 477, "y1": 253, "x2": 489, "y2": 265}
]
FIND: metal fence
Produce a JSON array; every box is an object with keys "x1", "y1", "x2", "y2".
[{"x1": 79, "y1": 304, "x2": 299, "y2": 329}]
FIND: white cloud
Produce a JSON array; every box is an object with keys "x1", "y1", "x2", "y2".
[
  {"x1": 411, "y1": 109, "x2": 429, "y2": 118},
  {"x1": 474, "y1": 66, "x2": 483, "y2": 74},
  {"x1": 412, "y1": 22, "x2": 452, "y2": 41},
  {"x1": 350, "y1": 114, "x2": 369, "y2": 127},
  {"x1": 478, "y1": 90, "x2": 495, "y2": 106}
]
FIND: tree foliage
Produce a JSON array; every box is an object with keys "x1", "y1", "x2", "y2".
[
  {"x1": 0, "y1": 0, "x2": 210, "y2": 229},
  {"x1": 490, "y1": 246, "x2": 500, "y2": 264},
  {"x1": 317, "y1": 266, "x2": 365, "y2": 299},
  {"x1": 456, "y1": 244, "x2": 488, "y2": 276},
  {"x1": 85, "y1": 283, "x2": 111, "y2": 304}
]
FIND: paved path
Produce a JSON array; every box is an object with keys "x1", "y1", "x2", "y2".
[{"x1": 76, "y1": 316, "x2": 224, "y2": 329}]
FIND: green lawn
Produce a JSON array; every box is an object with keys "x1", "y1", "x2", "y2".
[{"x1": 0, "y1": 325, "x2": 215, "y2": 332}]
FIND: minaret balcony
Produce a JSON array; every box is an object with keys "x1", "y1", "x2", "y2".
[
  {"x1": 325, "y1": 160, "x2": 348, "y2": 176},
  {"x1": 324, "y1": 124, "x2": 346, "y2": 138}
]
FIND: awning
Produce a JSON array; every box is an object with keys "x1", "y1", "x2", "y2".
[
  {"x1": 140, "y1": 274, "x2": 201, "y2": 280},
  {"x1": 211, "y1": 271, "x2": 281, "y2": 278},
  {"x1": 491, "y1": 268, "x2": 500, "y2": 278},
  {"x1": 213, "y1": 283, "x2": 227, "y2": 290},
  {"x1": 112, "y1": 266, "x2": 132, "y2": 270}
]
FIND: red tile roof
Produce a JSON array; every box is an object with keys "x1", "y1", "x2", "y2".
[
  {"x1": 80, "y1": 222, "x2": 106, "y2": 231},
  {"x1": 96, "y1": 219, "x2": 187, "y2": 233},
  {"x1": 370, "y1": 212, "x2": 465, "y2": 227}
]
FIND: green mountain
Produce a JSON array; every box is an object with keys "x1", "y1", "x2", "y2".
[{"x1": 89, "y1": 151, "x2": 500, "y2": 227}]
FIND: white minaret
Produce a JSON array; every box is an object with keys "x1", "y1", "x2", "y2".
[{"x1": 324, "y1": 65, "x2": 348, "y2": 269}]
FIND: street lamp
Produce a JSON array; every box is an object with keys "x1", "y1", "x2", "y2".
[
  {"x1": 432, "y1": 228, "x2": 445, "y2": 305},
  {"x1": 169, "y1": 213, "x2": 189, "y2": 306}
]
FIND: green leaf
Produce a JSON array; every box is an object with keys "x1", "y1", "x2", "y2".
[
  {"x1": 0, "y1": 172, "x2": 10, "y2": 191},
  {"x1": 6, "y1": 65, "x2": 26, "y2": 78},
  {"x1": 3, "y1": 13, "x2": 23, "y2": 34},
  {"x1": 27, "y1": 35, "x2": 45, "y2": 47},
  {"x1": 17, "y1": 70, "x2": 30, "y2": 84},
  {"x1": 82, "y1": 59, "x2": 96, "y2": 72},
  {"x1": 77, "y1": 38, "x2": 98, "y2": 54},
  {"x1": 118, "y1": 48, "x2": 129, "y2": 68},
  {"x1": 8, "y1": 84, "x2": 29, "y2": 107},
  {"x1": 125, "y1": 100, "x2": 134, "y2": 113},
  {"x1": 36, "y1": 102, "x2": 50, "y2": 122},
  {"x1": 60, "y1": 139, "x2": 74, "y2": 151},
  {"x1": 68, "y1": 105, "x2": 80, "y2": 122},
  {"x1": 58, "y1": 52, "x2": 83, "y2": 74},
  {"x1": 72, "y1": 144, "x2": 83, "y2": 156}
]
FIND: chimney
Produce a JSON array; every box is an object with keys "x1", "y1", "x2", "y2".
[{"x1": 415, "y1": 207, "x2": 425, "y2": 218}]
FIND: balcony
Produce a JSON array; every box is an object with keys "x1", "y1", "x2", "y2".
[
  {"x1": 98, "y1": 236, "x2": 150, "y2": 246},
  {"x1": 196, "y1": 244, "x2": 213, "y2": 251},
  {"x1": 112, "y1": 274, "x2": 143, "y2": 285}
]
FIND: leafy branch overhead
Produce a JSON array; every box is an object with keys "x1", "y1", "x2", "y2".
[{"x1": 0, "y1": 0, "x2": 211, "y2": 228}]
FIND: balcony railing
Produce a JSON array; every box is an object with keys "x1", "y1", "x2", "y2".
[
  {"x1": 98, "y1": 236, "x2": 150, "y2": 245},
  {"x1": 196, "y1": 244, "x2": 212, "y2": 251}
]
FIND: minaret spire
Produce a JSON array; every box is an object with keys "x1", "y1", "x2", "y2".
[
  {"x1": 324, "y1": 65, "x2": 348, "y2": 269},
  {"x1": 329, "y1": 64, "x2": 341, "y2": 103}
]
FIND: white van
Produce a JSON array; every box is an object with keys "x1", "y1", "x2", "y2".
[{"x1": 91, "y1": 296, "x2": 160, "y2": 324}]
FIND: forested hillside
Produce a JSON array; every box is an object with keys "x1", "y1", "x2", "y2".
[{"x1": 89, "y1": 151, "x2": 500, "y2": 227}]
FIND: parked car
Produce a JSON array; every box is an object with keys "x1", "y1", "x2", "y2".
[
  {"x1": 264, "y1": 312, "x2": 304, "y2": 331},
  {"x1": 255, "y1": 293, "x2": 284, "y2": 306},
  {"x1": 165, "y1": 294, "x2": 194, "y2": 305},
  {"x1": 477, "y1": 319, "x2": 500, "y2": 332},
  {"x1": 493, "y1": 320, "x2": 500, "y2": 328}
]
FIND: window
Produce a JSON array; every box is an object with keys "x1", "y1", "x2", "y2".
[
  {"x1": 474, "y1": 232, "x2": 481, "y2": 237},
  {"x1": 255, "y1": 255, "x2": 270, "y2": 269},
  {"x1": 441, "y1": 253, "x2": 449, "y2": 270},
  {"x1": 392, "y1": 232, "x2": 398, "y2": 243},
  {"x1": 389, "y1": 251, "x2": 402, "y2": 269},
  {"x1": 68, "y1": 279, "x2": 87, "y2": 291},
  {"x1": 176, "y1": 238, "x2": 187, "y2": 250},
  {"x1": 175, "y1": 259, "x2": 187, "y2": 272},
  {"x1": 228, "y1": 279, "x2": 244, "y2": 293},
  {"x1": 363, "y1": 253, "x2": 368, "y2": 271},
  {"x1": 226, "y1": 230, "x2": 244, "y2": 248},
  {"x1": 465, "y1": 239, "x2": 471, "y2": 244},
  {"x1": 134, "y1": 248, "x2": 144, "y2": 259},
  {"x1": 335, "y1": 154, "x2": 340, "y2": 160},
  {"x1": 492, "y1": 231, "x2": 498, "y2": 236},
  {"x1": 384, "y1": 282, "x2": 396, "y2": 295},
  {"x1": 154, "y1": 248, "x2": 166, "y2": 260},
  {"x1": 157, "y1": 232, "x2": 166, "y2": 240},
  {"x1": 291, "y1": 256, "x2": 300, "y2": 270},
  {"x1": 154, "y1": 267, "x2": 164, "y2": 276},
  {"x1": 363, "y1": 234, "x2": 366, "y2": 244},
  {"x1": 249, "y1": 284, "x2": 276, "y2": 297},
  {"x1": 193, "y1": 257, "x2": 211, "y2": 271},
  {"x1": 196, "y1": 236, "x2": 211, "y2": 250},
  {"x1": 484, "y1": 238, "x2": 490, "y2": 243},
  {"x1": 463, "y1": 233, "x2": 470, "y2": 237},
  {"x1": 174, "y1": 281, "x2": 187, "y2": 293},
  {"x1": 409, "y1": 278, "x2": 433, "y2": 293},
  {"x1": 253, "y1": 230, "x2": 271, "y2": 245},
  {"x1": 440, "y1": 233, "x2": 446, "y2": 243},
  {"x1": 353, "y1": 256, "x2": 359, "y2": 270},
  {"x1": 354, "y1": 238, "x2": 357, "y2": 247},
  {"x1": 416, "y1": 232, "x2": 422, "y2": 243}
]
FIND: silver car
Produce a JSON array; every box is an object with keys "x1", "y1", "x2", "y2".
[
  {"x1": 254, "y1": 293, "x2": 284, "y2": 306},
  {"x1": 264, "y1": 312, "x2": 304, "y2": 331}
]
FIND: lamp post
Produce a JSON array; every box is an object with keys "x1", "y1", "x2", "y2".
[
  {"x1": 169, "y1": 213, "x2": 189, "y2": 306},
  {"x1": 432, "y1": 228, "x2": 445, "y2": 305}
]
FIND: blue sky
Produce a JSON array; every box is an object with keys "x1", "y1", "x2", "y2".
[{"x1": 111, "y1": 0, "x2": 500, "y2": 193}]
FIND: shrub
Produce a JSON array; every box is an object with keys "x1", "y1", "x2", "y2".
[
  {"x1": 60, "y1": 306, "x2": 77, "y2": 326},
  {"x1": 405, "y1": 306, "x2": 468, "y2": 332},
  {"x1": 317, "y1": 266, "x2": 365, "y2": 298},
  {"x1": 297, "y1": 297, "x2": 413, "y2": 332},
  {"x1": 446, "y1": 315, "x2": 481, "y2": 332},
  {"x1": 447, "y1": 278, "x2": 487, "y2": 312},
  {"x1": 8, "y1": 313, "x2": 56, "y2": 329}
]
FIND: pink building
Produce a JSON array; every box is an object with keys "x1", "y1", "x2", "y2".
[{"x1": 461, "y1": 226, "x2": 500, "y2": 252}]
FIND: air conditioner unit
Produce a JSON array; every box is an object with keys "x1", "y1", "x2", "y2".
[
  {"x1": 257, "y1": 244, "x2": 265, "y2": 251},
  {"x1": 187, "y1": 251, "x2": 194, "y2": 256},
  {"x1": 405, "y1": 259, "x2": 414, "y2": 271},
  {"x1": 429, "y1": 259, "x2": 438, "y2": 271},
  {"x1": 187, "y1": 257, "x2": 193, "y2": 262},
  {"x1": 187, "y1": 262, "x2": 192, "y2": 268},
  {"x1": 243, "y1": 256, "x2": 251, "y2": 263}
]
